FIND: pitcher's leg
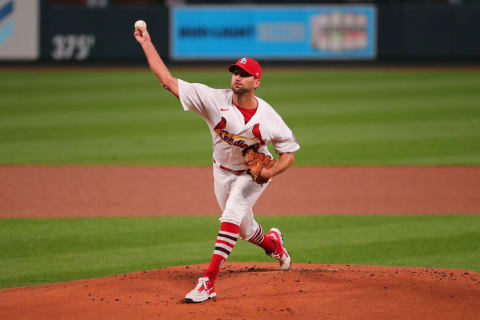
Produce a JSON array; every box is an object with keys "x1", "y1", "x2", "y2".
[
  {"x1": 186, "y1": 168, "x2": 243, "y2": 303},
  {"x1": 184, "y1": 220, "x2": 240, "y2": 303},
  {"x1": 225, "y1": 176, "x2": 287, "y2": 266},
  {"x1": 203, "y1": 222, "x2": 239, "y2": 282},
  {"x1": 227, "y1": 176, "x2": 291, "y2": 271},
  {"x1": 220, "y1": 174, "x2": 269, "y2": 227},
  {"x1": 245, "y1": 220, "x2": 291, "y2": 271},
  {"x1": 241, "y1": 212, "x2": 275, "y2": 254},
  {"x1": 208, "y1": 168, "x2": 239, "y2": 281}
]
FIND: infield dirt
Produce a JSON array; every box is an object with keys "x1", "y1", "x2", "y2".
[
  {"x1": 1, "y1": 166, "x2": 480, "y2": 217},
  {"x1": 0, "y1": 166, "x2": 479, "y2": 319},
  {"x1": 0, "y1": 263, "x2": 479, "y2": 320}
]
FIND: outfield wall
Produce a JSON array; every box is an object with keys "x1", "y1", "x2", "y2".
[{"x1": 1, "y1": 2, "x2": 480, "y2": 63}]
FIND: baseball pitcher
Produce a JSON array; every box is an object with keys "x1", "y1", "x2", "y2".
[{"x1": 134, "y1": 25, "x2": 300, "y2": 303}]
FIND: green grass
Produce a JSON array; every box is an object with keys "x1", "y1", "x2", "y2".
[
  {"x1": 1, "y1": 68, "x2": 479, "y2": 165},
  {"x1": 1, "y1": 215, "x2": 479, "y2": 289},
  {"x1": 1, "y1": 68, "x2": 479, "y2": 290}
]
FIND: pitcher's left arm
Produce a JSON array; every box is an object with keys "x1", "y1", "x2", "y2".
[{"x1": 260, "y1": 152, "x2": 295, "y2": 180}]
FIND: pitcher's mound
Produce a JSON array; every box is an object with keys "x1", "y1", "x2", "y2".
[{"x1": 1, "y1": 263, "x2": 479, "y2": 320}]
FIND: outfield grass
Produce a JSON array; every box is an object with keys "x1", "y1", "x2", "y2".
[
  {"x1": 1, "y1": 68, "x2": 479, "y2": 165},
  {"x1": 1, "y1": 67, "x2": 479, "y2": 290},
  {"x1": 1, "y1": 215, "x2": 479, "y2": 289}
]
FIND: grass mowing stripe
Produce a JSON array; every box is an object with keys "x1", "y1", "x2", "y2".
[
  {"x1": 297, "y1": 136, "x2": 480, "y2": 165},
  {"x1": 1, "y1": 69, "x2": 479, "y2": 165},
  {"x1": 0, "y1": 215, "x2": 479, "y2": 289}
]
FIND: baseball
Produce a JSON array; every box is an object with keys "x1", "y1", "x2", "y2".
[{"x1": 134, "y1": 20, "x2": 147, "y2": 30}]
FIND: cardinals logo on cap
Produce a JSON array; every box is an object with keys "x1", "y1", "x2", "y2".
[{"x1": 229, "y1": 57, "x2": 262, "y2": 80}]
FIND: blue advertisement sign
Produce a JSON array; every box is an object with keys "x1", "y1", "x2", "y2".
[{"x1": 170, "y1": 5, "x2": 376, "y2": 60}]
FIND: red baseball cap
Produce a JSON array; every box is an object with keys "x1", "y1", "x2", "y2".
[{"x1": 228, "y1": 57, "x2": 262, "y2": 80}]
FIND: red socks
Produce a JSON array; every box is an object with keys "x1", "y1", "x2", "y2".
[
  {"x1": 248, "y1": 225, "x2": 276, "y2": 253},
  {"x1": 204, "y1": 223, "x2": 278, "y2": 282},
  {"x1": 203, "y1": 222, "x2": 239, "y2": 282},
  {"x1": 256, "y1": 234, "x2": 276, "y2": 253}
]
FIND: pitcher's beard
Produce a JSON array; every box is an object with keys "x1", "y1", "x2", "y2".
[{"x1": 232, "y1": 86, "x2": 249, "y2": 95}]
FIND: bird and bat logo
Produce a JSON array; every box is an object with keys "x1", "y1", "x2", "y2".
[{"x1": 214, "y1": 117, "x2": 266, "y2": 151}]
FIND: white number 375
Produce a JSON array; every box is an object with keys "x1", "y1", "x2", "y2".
[{"x1": 51, "y1": 34, "x2": 96, "y2": 61}]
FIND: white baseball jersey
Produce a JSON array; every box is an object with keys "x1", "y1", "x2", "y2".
[{"x1": 178, "y1": 79, "x2": 300, "y2": 170}]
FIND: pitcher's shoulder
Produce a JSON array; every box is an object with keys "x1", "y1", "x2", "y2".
[
  {"x1": 256, "y1": 97, "x2": 285, "y2": 120},
  {"x1": 211, "y1": 88, "x2": 233, "y2": 102}
]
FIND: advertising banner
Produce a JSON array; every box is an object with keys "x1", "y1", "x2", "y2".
[
  {"x1": 171, "y1": 5, "x2": 376, "y2": 60},
  {"x1": 0, "y1": 0, "x2": 39, "y2": 60}
]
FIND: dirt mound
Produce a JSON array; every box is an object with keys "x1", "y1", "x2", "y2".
[{"x1": 1, "y1": 263, "x2": 478, "y2": 320}]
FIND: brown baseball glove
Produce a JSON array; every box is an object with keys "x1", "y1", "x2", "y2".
[{"x1": 244, "y1": 148, "x2": 276, "y2": 184}]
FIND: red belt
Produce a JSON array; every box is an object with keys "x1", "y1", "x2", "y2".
[{"x1": 213, "y1": 159, "x2": 245, "y2": 175}]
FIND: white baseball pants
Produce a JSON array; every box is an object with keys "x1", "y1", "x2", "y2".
[{"x1": 213, "y1": 164, "x2": 270, "y2": 241}]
